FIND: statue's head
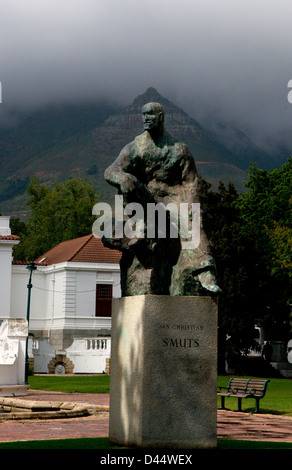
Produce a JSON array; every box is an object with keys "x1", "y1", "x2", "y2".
[{"x1": 142, "y1": 102, "x2": 165, "y2": 132}]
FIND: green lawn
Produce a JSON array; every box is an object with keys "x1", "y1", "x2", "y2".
[
  {"x1": 28, "y1": 374, "x2": 110, "y2": 394},
  {"x1": 0, "y1": 437, "x2": 291, "y2": 450},
  {"x1": 0, "y1": 374, "x2": 286, "y2": 450}
]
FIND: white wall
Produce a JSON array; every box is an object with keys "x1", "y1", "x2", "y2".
[
  {"x1": 30, "y1": 337, "x2": 55, "y2": 373},
  {"x1": 0, "y1": 216, "x2": 19, "y2": 319},
  {"x1": 11, "y1": 262, "x2": 121, "y2": 329},
  {"x1": 0, "y1": 244, "x2": 14, "y2": 318},
  {"x1": 10, "y1": 266, "x2": 50, "y2": 328},
  {"x1": 11, "y1": 261, "x2": 121, "y2": 373},
  {"x1": 66, "y1": 337, "x2": 111, "y2": 373}
]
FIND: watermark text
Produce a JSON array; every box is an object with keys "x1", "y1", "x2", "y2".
[
  {"x1": 92, "y1": 195, "x2": 200, "y2": 249},
  {"x1": 287, "y1": 79, "x2": 292, "y2": 103}
]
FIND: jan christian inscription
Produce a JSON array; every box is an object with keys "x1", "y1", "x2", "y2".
[{"x1": 159, "y1": 323, "x2": 204, "y2": 348}]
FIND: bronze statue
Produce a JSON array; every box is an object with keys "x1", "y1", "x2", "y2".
[{"x1": 103, "y1": 102, "x2": 221, "y2": 297}]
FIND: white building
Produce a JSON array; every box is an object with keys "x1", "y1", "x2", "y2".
[
  {"x1": 0, "y1": 216, "x2": 28, "y2": 395},
  {"x1": 11, "y1": 233, "x2": 121, "y2": 374},
  {"x1": 0, "y1": 216, "x2": 20, "y2": 320}
]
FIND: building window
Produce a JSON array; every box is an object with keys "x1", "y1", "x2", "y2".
[{"x1": 95, "y1": 284, "x2": 113, "y2": 317}]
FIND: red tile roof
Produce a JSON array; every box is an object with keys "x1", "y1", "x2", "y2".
[
  {"x1": 0, "y1": 235, "x2": 20, "y2": 240},
  {"x1": 34, "y1": 234, "x2": 121, "y2": 265},
  {"x1": 12, "y1": 260, "x2": 48, "y2": 266}
]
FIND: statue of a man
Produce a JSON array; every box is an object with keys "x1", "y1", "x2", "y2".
[{"x1": 103, "y1": 102, "x2": 221, "y2": 297}]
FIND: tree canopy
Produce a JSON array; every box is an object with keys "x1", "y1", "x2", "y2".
[
  {"x1": 237, "y1": 158, "x2": 292, "y2": 280},
  {"x1": 200, "y1": 158, "x2": 291, "y2": 370},
  {"x1": 235, "y1": 158, "x2": 292, "y2": 342},
  {"x1": 12, "y1": 177, "x2": 98, "y2": 261},
  {"x1": 201, "y1": 180, "x2": 259, "y2": 370}
]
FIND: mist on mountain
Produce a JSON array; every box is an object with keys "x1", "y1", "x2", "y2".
[{"x1": 0, "y1": 88, "x2": 289, "y2": 217}]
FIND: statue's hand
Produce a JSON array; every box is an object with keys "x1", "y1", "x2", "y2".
[
  {"x1": 121, "y1": 173, "x2": 155, "y2": 204},
  {"x1": 198, "y1": 270, "x2": 222, "y2": 294}
]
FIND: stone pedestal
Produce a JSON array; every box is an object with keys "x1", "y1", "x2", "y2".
[
  {"x1": 109, "y1": 295, "x2": 218, "y2": 449},
  {"x1": 0, "y1": 319, "x2": 29, "y2": 396}
]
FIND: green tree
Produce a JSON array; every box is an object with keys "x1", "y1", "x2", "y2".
[
  {"x1": 199, "y1": 162, "x2": 291, "y2": 371},
  {"x1": 10, "y1": 217, "x2": 27, "y2": 238},
  {"x1": 268, "y1": 222, "x2": 292, "y2": 277},
  {"x1": 201, "y1": 180, "x2": 260, "y2": 372},
  {"x1": 13, "y1": 177, "x2": 98, "y2": 261},
  {"x1": 236, "y1": 158, "x2": 292, "y2": 341}
]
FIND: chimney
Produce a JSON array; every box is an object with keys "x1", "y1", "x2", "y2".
[{"x1": 0, "y1": 216, "x2": 12, "y2": 236}]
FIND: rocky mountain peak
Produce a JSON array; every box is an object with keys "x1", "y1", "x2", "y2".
[
  {"x1": 130, "y1": 87, "x2": 173, "y2": 109},
  {"x1": 97, "y1": 87, "x2": 207, "y2": 142}
]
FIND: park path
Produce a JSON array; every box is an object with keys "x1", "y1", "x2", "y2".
[{"x1": 0, "y1": 390, "x2": 291, "y2": 444}]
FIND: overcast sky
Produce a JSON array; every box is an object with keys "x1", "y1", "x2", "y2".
[{"x1": 1, "y1": 0, "x2": 292, "y2": 149}]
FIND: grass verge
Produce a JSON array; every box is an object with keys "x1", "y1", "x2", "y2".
[
  {"x1": 0, "y1": 438, "x2": 291, "y2": 450},
  {"x1": 28, "y1": 375, "x2": 110, "y2": 394}
]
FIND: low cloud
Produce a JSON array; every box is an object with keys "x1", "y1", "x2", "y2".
[{"x1": 1, "y1": 0, "x2": 292, "y2": 150}]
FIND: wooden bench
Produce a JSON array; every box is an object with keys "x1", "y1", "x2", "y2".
[{"x1": 217, "y1": 377, "x2": 270, "y2": 413}]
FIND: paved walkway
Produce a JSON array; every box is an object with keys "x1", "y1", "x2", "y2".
[{"x1": 0, "y1": 390, "x2": 291, "y2": 444}]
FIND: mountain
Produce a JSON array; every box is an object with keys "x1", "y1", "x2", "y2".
[
  {"x1": 0, "y1": 88, "x2": 283, "y2": 216},
  {"x1": 0, "y1": 101, "x2": 119, "y2": 215}
]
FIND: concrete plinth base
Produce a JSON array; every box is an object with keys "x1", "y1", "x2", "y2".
[{"x1": 109, "y1": 295, "x2": 218, "y2": 449}]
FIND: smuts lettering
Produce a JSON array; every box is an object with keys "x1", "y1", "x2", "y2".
[{"x1": 162, "y1": 338, "x2": 200, "y2": 348}]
